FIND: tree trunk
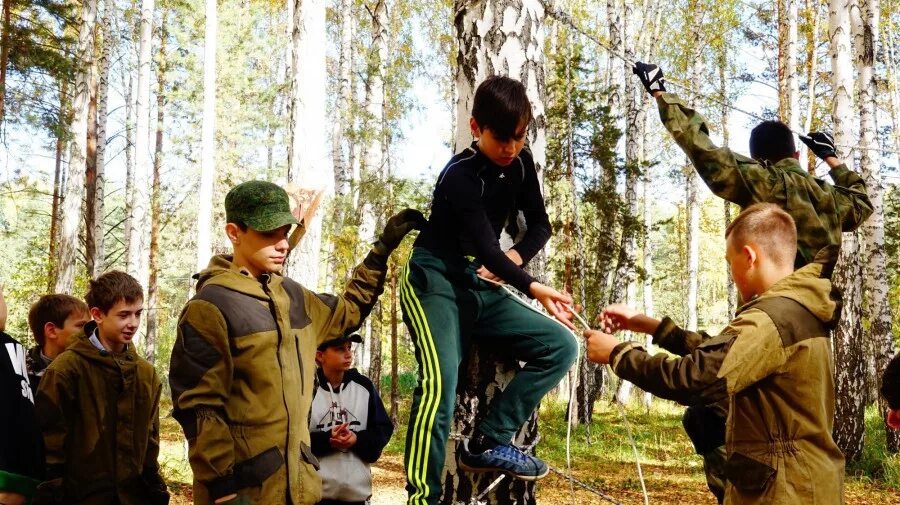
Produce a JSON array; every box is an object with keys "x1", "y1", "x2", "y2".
[
  {"x1": 285, "y1": 0, "x2": 331, "y2": 289},
  {"x1": 829, "y1": 0, "x2": 865, "y2": 463},
  {"x1": 146, "y1": 13, "x2": 166, "y2": 366},
  {"x1": 85, "y1": 64, "x2": 98, "y2": 277},
  {"x1": 685, "y1": 10, "x2": 702, "y2": 331},
  {"x1": 0, "y1": 0, "x2": 10, "y2": 128},
  {"x1": 390, "y1": 266, "x2": 399, "y2": 424},
  {"x1": 55, "y1": 0, "x2": 98, "y2": 294},
  {"x1": 48, "y1": 81, "x2": 67, "y2": 292},
  {"x1": 447, "y1": 1, "x2": 548, "y2": 502},
  {"x1": 885, "y1": 22, "x2": 900, "y2": 163},
  {"x1": 778, "y1": 0, "x2": 800, "y2": 139},
  {"x1": 803, "y1": 0, "x2": 820, "y2": 174},
  {"x1": 196, "y1": 0, "x2": 216, "y2": 275},
  {"x1": 93, "y1": 2, "x2": 110, "y2": 278},
  {"x1": 124, "y1": 73, "x2": 135, "y2": 269},
  {"x1": 369, "y1": 304, "x2": 383, "y2": 397},
  {"x1": 327, "y1": 0, "x2": 353, "y2": 286},
  {"x1": 853, "y1": 0, "x2": 899, "y2": 453},
  {"x1": 719, "y1": 51, "x2": 736, "y2": 315},
  {"x1": 130, "y1": 0, "x2": 155, "y2": 352}
]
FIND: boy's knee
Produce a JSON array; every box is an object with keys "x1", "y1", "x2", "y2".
[{"x1": 548, "y1": 327, "x2": 578, "y2": 369}]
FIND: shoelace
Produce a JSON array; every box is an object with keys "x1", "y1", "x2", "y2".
[{"x1": 494, "y1": 444, "x2": 529, "y2": 464}]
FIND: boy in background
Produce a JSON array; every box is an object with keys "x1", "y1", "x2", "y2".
[
  {"x1": 25, "y1": 294, "x2": 89, "y2": 396},
  {"x1": 34, "y1": 271, "x2": 168, "y2": 504},
  {"x1": 310, "y1": 333, "x2": 393, "y2": 505}
]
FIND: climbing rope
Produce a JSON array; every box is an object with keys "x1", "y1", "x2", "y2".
[{"x1": 538, "y1": 0, "x2": 900, "y2": 157}]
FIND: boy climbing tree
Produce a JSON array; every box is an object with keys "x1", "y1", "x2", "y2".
[
  {"x1": 631, "y1": 61, "x2": 873, "y2": 502},
  {"x1": 585, "y1": 204, "x2": 845, "y2": 505},
  {"x1": 168, "y1": 181, "x2": 423, "y2": 505},
  {"x1": 400, "y1": 75, "x2": 577, "y2": 505}
]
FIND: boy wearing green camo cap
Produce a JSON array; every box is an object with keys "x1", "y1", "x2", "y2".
[
  {"x1": 632, "y1": 61, "x2": 873, "y2": 503},
  {"x1": 169, "y1": 180, "x2": 424, "y2": 505}
]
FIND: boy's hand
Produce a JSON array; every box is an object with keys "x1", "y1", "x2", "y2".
[
  {"x1": 330, "y1": 425, "x2": 357, "y2": 450},
  {"x1": 583, "y1": 329, "x2": 621, "y2": 364},
  {"x1": 375, "y1": 209, "x2": 427, "y2": 255},
  {"x1": 798, "y1": 132, "x2": 837, "y2": 161},
  {"x1": 529, "y1": 282, "x2": 576, "y2": 331},
  {"x1": 599, "y1": 304, "x2": 640, "y2": 332},
  {"x1": 0, "y1": 492, "x2": 25, "y2": 505},
  {"x1": 888, "y1": 409, "x2": 900, "y2": 430},
  {"x1": 633, "y1": 61, "x2": 666, "y2": 95},
  {"x1": 476, "y1": 250, "x2": 523, "y2": 283}
]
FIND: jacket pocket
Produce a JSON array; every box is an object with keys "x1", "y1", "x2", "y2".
[
  {"x1": 725, "y1": 451, "x2": 776, "y2": 493},
  {"x1": 233, "y1": 446, "x2": 285, "y2": 489}
]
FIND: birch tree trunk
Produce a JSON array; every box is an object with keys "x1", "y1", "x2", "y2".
[
  {"x1": 685, "y1": 8, "x2": 702, "y2": 331},
  {"x1": 86, "y1": 58, "x2": 98, "y2": 278},
  {"x1": 829, "y1": 0, "x2": 866, "y2": 463},
  {"x1": 778, "y1": 0, "x2": 801, "y2": 168},
  {"x1": 446, "y1": 1, "x2": 548, "y2": 501},
  {"x1": 129, "y1": 0, "x2": 155, "y2": 350},
  {"x1": 853, "y1": 0, "x2": 899, "y2": 453},
  {"x1": 886, "y1": 21, "x2": 900, "y2": 165},
  {"x1": 146, "y1": 14, "x2": 166, "y2": 366},
  {"x1": 286, "y1": 0, "x2": 331, "y2": 289},
  {"x1": 196, "y1": 0, "x2": 216, "y2": 274},
  {"x1": 124, "y1": 73, "x2": 136, "y2": 270},
  {"x1": 48, "y1": 82, "x2": 67, "y2": 291},
  {"x1": 55, "y1": 0, "x2": 98, "y2": 294},
  {"x1": 92, "y1": 2, "x2": 110, "y2": 278},
  {"x1": 803, "y1": 0, "x2": 820, "y2": 174},
  {"x1": 0, "y1": 0, "x2": 10, "y2": 128}
]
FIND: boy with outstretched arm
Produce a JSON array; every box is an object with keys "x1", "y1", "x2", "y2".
[
  {"x1": 168, "y1": 181, "x2": 423, "y2": 505},
  {"x1": 401, "y1": 75, "x2": 577, "y2": 505},
  {"x1": 584, "y1": 204, "x2": 844, "y2": 505},
  {"x1": 0, "y1": 286, "x2": 44, "y2": 505},
  {"x1": 34, "y1": 272, "x2": 169, "y2": 504},
  {"x1": 25, "y1": 295, "x2": 89, "y2": 397},
  {"x1": 309, "y1": 333, "x2": 393, "y2": 505},
  {"x1": 632, "y1": 61, "x2": 872, "y2": 501}
]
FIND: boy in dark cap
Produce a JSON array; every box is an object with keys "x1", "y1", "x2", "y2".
[
  {"x1": 169, "y1": 181, "x2": 423, "y2": 505},
  {"x1": 309, "y1": 332, "x2": 393, "y2": 505},
  {"x1": 632, "y1": 61, "x2": 873, "y2": 502}
]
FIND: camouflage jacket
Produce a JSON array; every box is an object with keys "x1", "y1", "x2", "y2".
[
  {"x1": 34, "y1": 323, "x2": 168, "y2": 504},
  {"x1": 611, "y1": 246, "x2": 844, "y2": 504},
  {"x1": 657, "y1": 92, "x2": 873, "y2": 268},
  {"x1": 169, "y1": 250, "x2": 388, "y2": 505}
]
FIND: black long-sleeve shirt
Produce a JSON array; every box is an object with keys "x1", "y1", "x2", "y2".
[
  {"x1": 414, "y1": 143, "x2": 551, "y2": 294},
  {"x1": 0, "y1": 331, "x2": 43, "y2": 496}
]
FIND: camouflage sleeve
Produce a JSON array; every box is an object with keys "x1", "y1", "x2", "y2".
[
  {"x1": 34, "y1": 366, "x2": 75, "y2": 479},
  {"x1": 652, "y1": 316, "x2": 709, "y2": 356},
  {"x1": 168, "y1": 301, "x2": 237, "y2": 500},
  {"x1": 312, "y1": 250, "x2": 389, "y2": 346},
  {"x1": 611, "y1": 309, "x2": 786, "y2": 405},
  {"x1": 827, "y1": 163, "x2": 874, "y2": 231},
  {"x1": 656, "y1": 93, "x2": 776, "y2": 206}
]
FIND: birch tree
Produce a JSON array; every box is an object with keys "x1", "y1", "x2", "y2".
[
  {"x1": 852, "y1": 0, "x2": 899, "y2": 452},
  {"x1": 778, "y1": 0, "x2": 801, "y2": 171},
  {"x1": 829, "y1": 0, "x2": 866, "y2": 462},
  {"x1": 685, "y1": 2, "x2": 703, "y2": 331},
  {"x1": 86, "y1": 0, "x2": 111, "y2": 279},
  {"x1": 196, "y1": 0, "x2": 216, "y2": 274},
  {"x1": 146, "y1": 11, "x2": 166, "y2": 366},
  {"x1": 130, "y1": 0, "x2": 154, "y2": 298},
  {"x1": 286, "y1": 0, "x2": 331, "y2": 289},
  {"x1": 55, "y1": 0, "x2": 97, "y2": 294},
  {"x1": 445, "y1": 1, "x2": 548, "y2": 501}
]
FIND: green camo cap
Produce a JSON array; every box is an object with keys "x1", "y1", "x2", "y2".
[{"x1": 225, "y1": 181, "x2": 300, "y2": 232}]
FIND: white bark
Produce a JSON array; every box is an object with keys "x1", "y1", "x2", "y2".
[
  {"x1": 884, "y1": 20, "x2": 900, "y2": 165},
  {"x1": 130, "y1": 0, "x2": 154, "y2": 304},
  {"x1": 332, "y1": 0, "x2": 352, "y2": 197},
  {"x1": 802, "y1": 0, "x2": 820, "y2": 173},
  {"x1": 286, "y1": 0, "x2": 331, "y2": 289},
  {"x1": 124, "y1": 72, "x2": 135, "y2": 271},
  {"x1": 605, "y1": 0, "x2": 622, "y2": 117},
  {"x1": 853, "y1": 0, "x2": 899, "y2": 451},
  {"x1": 359, "y1": 0, "x2": 387, "y2": 254},
  {"x1": 685, "y1": 17, "x2": 702, "y2": 331},
  {"x1": 55, "y1": 0, "x2": 97, "y2": 293},
  {"x1": 93, "y1": 0, "x2": 112, "y2": 278},
  {"x1": 830, "y1": 0, "x2": 865, "y2": 462},
  {"x1": 196, "y1": 0, "x2": 216, "y2": 273},
  {"x1": 779, "y1": 0, "x2": 801, "y2": 132}
]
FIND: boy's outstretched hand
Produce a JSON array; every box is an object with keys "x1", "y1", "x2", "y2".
[
  {"x1": 375, "y1": 209, "x2": 428, "y2": 255},
  {"x1": 633, "y1": 61, "x2": 666, "y2": 96},
  {"x1": 599, "y1": 304, "x2": 661, "y2": 335},
  {"x1": 583, "y1": 329, "x2": 620, "y2": 364},
  {"x1": 529, "y1": 282, "x2": 577, "y2": 331}
]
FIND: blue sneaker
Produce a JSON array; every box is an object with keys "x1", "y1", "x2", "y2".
[{"x1": 458, "y1": 439, "x2": 550, "y2": 480}]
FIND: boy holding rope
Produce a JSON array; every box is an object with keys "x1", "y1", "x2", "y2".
[
  {"x1": 585, "y1": 204, "x2": 844, "y2": 505},
  {"x1": 632, "y1": 61, "x2": 872, "y2": 501},
  {"x1": 400, "y1": 75, "x2": 577, "y2": 505}
]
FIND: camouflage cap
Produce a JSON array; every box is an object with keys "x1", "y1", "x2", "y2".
[{"x1": 225, "y1": 181, "x2": 300, "y2": 232}]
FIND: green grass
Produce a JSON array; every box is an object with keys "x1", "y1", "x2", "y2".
[{"x1": 847, "y1": 405, "x2": 900, "y2": 488}]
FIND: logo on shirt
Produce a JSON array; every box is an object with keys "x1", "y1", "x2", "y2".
[{"x1": 5, "y1": 343, "x2": 34, "y2": 403}]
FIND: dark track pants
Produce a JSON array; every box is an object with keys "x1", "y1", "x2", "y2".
[
  {"x1": 399, "y1": 247, "x2": 577, "y2": 505},
  {"x1": 683, "y1": 403, "x2": 728, "y2": 504}
]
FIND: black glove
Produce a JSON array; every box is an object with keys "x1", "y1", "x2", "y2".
[
  {"x1": 374, "y1": 208, "x2": 427, "y2": 255},
  {"x1": 632, "y1": 61, "x2": 666, "y2": 94},
  {"x1": 799, "y1": 131, "x2": 837, "y2": 160}
]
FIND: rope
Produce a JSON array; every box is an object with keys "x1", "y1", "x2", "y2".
[
  {"x1": 538, "y1": 0, "x2": 900, "y2": 157},
  {"x1": 548, "y1": 465, "x2": 624, "y2": 505}
]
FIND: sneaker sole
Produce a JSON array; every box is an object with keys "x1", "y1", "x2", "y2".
[{"x1": 458, "y1": 460, "x2": 550, "y2": 481}]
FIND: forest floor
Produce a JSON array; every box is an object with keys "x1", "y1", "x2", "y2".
[{"x1": 159, "y1": 398, "x2": 900, "y2": 504}]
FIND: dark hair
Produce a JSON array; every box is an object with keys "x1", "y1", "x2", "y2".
[
  {"x1": 85, "y1": 271, "x2": 144, "y2": 313},
  {"x1": 28, "y1": 294, "x2": 89, "y2": 346},
  {"x1": 749, "y1": 120, "x2": 797, "y2": 165},
  {"x1": 882, "y1": 356, "x2": 900, "y2": 410},
  {"x1": 471, "y1": 75, "x2": 532, "y2": 140}
]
